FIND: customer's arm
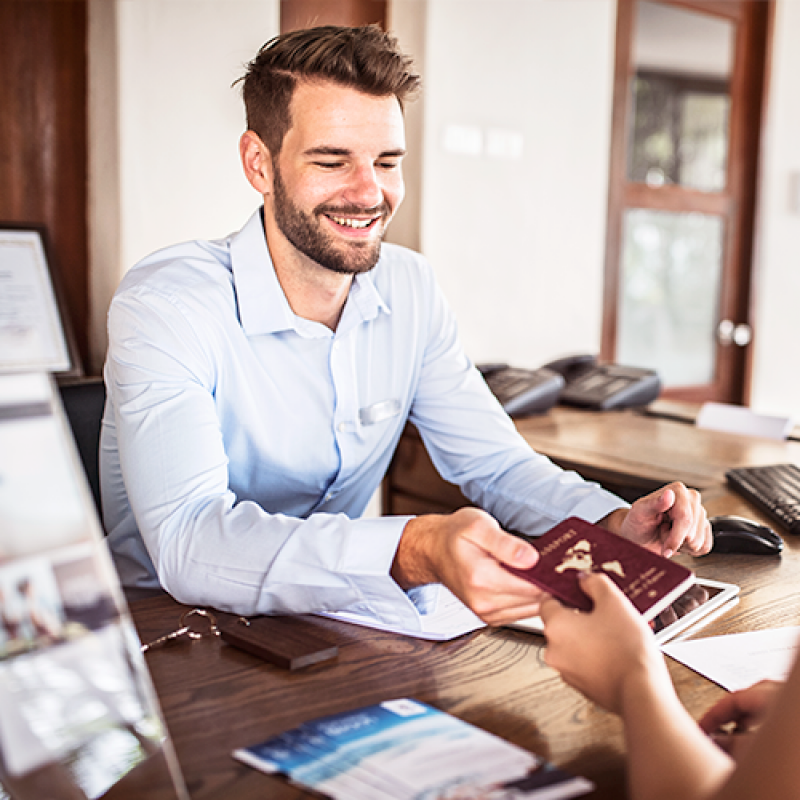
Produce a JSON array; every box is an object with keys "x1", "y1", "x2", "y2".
[
  {"x1": 707, "y1": 654, "x2": 800, "y2": 800},
  {"x1": 540, "y1": 574, "x2": 734, "y2": 800}
]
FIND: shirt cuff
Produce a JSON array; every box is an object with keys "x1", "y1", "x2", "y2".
[{"x1": 336, "y1": 514, "x2": 426, "y2": 630}]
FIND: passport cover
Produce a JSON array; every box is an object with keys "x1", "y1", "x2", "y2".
[{"x1": 507, "y1": 517, "x2": 695, "y2": 620}]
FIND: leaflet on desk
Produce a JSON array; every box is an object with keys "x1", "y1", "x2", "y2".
[
  {"x1": 318, "y1": 584, "x2": 486, "y2": 640},
  {"x1": 234, "y1": 697, "x2": 595, "y2": 800}
]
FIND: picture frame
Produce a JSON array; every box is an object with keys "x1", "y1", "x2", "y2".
[{"x1": 0, "y1": 223, "x2": 82, "y2": 377}]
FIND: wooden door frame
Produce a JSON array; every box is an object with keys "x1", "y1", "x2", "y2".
[
  {"x1": 280, "y1": 0, "x2": 387, "y2": 32},
  {"x1": 601, "y1": 0, "x2": 772, "y2": 404}
]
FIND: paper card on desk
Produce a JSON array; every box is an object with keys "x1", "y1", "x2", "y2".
[
  {"x1": 506, "y1": 517, "x2": 695, "y2": 621},
  {"x1": 233, "y1": 698, "x2": 594, "y2": 800},
  {"x1": 662, "y1": 626, "x2": 800, "y2": 691},
  {"x1": 318, "y1": 585, "x2": 485, "y2": 641},
  {"x1": 696, "y1": 401, "x2": 794, "y2": 440}
]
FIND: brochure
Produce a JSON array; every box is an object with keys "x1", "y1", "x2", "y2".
[{"x1": 234, "y1": 698, "x2": 594, "y2": 800}]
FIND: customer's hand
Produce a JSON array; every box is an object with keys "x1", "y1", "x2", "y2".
[
  {"x1": 393, "y1": 507, "x2": 544, "y2": 625},
  {"x1": 699, "y1": 679, "x2": 784, "y2": 759},
  {"x1": 539, "y1": 572, "x2": 672, "y2": 714},
  {"x1": 601, "y1": 482, "x2": 711, "y2": 558}
]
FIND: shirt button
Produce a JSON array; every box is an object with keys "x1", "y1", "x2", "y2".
[
  {"x1": 325, "y1": 493, "x2": 333, "y2": 502},
  {"x1": 337, "y1": 422, "x2": 346, "y2": 432}
]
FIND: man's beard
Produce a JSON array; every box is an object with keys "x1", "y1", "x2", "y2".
[{"x1": 272, "y1": 167, "x2": 390, "y2": 275}]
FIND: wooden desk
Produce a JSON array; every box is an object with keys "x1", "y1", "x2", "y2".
[
  {"x1": 125, "y1": 485, "x2": 800, "y2": 800},
  {"x1": 119, "y1": 410, "x2": 800, "y2": 799},
  {"x1": 384, "y1": 407, "x2": 800, "y2": 513}
]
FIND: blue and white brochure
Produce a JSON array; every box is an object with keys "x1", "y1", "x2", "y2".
[{"x1": 233, "y1": 698, "x2": 594, "y2": 800}]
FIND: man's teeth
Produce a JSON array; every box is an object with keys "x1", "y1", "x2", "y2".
[{"x1": 329, "y1": 215, "x2": 373, "y2": 229}]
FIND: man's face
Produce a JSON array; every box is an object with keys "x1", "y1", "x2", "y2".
[{"x1": 268, "y1": 80, "x2": 406, "y2": 275}]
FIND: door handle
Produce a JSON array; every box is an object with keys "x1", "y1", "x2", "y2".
[{"x1": 717, "y1": 320, "x2": 752, "y2": 347}]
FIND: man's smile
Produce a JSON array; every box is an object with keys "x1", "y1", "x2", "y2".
[{"x1": 325, "y1": 214, "x2": 379, "y2": 230}]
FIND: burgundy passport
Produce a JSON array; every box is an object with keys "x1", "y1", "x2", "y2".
[{"x1": 507, "y1": 517, "x2": 695, "y2": 620}]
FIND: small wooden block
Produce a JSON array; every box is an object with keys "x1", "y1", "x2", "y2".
[{"x1": 218, "y1": 616, "x2": 339, "y2": 670}]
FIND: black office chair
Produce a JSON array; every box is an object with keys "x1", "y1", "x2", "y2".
[{"x1": 58, "y1": 377, "x2": 106, "y2": 521}]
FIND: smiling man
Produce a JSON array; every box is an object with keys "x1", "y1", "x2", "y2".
[{"x1": 101, "y1": 26, "x2": 711, "y2": 629}]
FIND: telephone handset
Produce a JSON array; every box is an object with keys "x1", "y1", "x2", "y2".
[{"x1": 478, "y1": 354, "x2": 661, "y2": 416}]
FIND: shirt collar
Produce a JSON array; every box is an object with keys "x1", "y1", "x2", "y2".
[
  {"x1": 230, "y1": 207, "x2": 391, "y2": 338},
  {"x1": 230, "y1": 209, "x2": 294, "y2": 337}
]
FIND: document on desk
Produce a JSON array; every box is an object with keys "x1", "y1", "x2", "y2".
[
  {"x1": 234, "y1": 698, "x2": 594, "y2": 800},
  {"x1": 319, "y1": 585, "x2": 486, "y2": 641},
  {"x1": 662, "y1": 626, "x2": 800, "y2": 692}
]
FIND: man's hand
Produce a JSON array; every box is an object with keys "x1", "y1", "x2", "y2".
[
  {"x1": 698, "y1": 680, "x2": 783, "y2": 759},
  {"x1": 601, "y1": 482, "x2": 711, "y2": 558},
  {"x1": 392, "y1": 508, "x2": 544, "y2": 625}
]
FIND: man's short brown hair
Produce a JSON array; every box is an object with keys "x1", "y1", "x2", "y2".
[{"x1": 239, "y1": 25, "x2": 421, "y2": 158}]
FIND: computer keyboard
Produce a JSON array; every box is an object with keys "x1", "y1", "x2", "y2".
[{"x1": 725, "y1": 463, "x2": 800, "y2": 536}]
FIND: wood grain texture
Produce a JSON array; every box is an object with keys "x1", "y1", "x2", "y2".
[
  {"x1": 120, "y1": 408, "x2": 800, "y2": 800},
  {"x1": 123, "y1": 498, "x2": 800, "y2": 800}
]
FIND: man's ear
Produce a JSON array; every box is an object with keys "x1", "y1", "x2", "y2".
[{"x1": 240, "y1": 131, "x2": 274, "y2": 195}]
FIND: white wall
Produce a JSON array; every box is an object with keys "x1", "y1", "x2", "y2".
[
  {"x1": 88, "y1": 0, "x2": 279, "y2": 373},
  {"x1": 88, "y1": 0, "x2": 800, "y2": 419},
  {"x1": 392, "y1": 0, "x2": 799, "y2": 419},
  {"x1": 405, "y1": 0, "x2": 617, "y2": 370},
  {"x1": 750, "y1": 0, "x2": 800, "y2": 418}
]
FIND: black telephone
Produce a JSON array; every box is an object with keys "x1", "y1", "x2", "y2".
[
  {"x1": 478, "y1": 355, "x2": 661, "y2": 416},
  {"x1": 477, "y1": 363, "x2": 565, "y2": 417}
]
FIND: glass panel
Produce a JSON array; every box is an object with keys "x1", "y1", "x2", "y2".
[
  {"x1": 0, "y1": 374, "x2": 187, "y2": 800},
  {"x1": 617, "y1": 209, "x2": 724, "y2": 387},
  {"x1": 628, "y1": 1, "x2": 734, "y2": 192}
]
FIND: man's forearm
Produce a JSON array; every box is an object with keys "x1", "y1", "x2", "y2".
[{"x1": 391, "y1": 515, "x2": 442, "y2": 589}]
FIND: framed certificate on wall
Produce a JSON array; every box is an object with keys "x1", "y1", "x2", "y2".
[{"x1": 0, "y1": 225, "x2": 82, "y2": 376}]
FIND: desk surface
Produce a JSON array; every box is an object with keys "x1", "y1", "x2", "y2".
[
  {"x1": 123, "y1": 486, "x2": 800, "y2": 800},
  {"x1": 124, "y1": 410, "x2": 800, "y2": 800},
  {"x1": 514, "y1": 406, "x2": 800, "y2": 492}
]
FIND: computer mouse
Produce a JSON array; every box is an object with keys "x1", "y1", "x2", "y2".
[{"x1": 709, "y1": 515, "x2": 784, "y2": 556}]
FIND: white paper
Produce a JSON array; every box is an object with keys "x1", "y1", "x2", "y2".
[
  {"x1": 320, "y1": 585, "x2": 486, "y2": 641},
  {"x1": 662, "y1": 626, "x2": 800, "y2": 691},
  {"x1": 696, "y1": 402, "x2": 793, "y2": 440}
]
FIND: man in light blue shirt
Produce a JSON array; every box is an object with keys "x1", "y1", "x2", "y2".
[{"x1": 101, "y1": 26, "x2": 711, "y2": 631}]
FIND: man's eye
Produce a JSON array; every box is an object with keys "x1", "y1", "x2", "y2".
[
  {"x1": 315, "y1": 161, "x2": 344, "y2": 169},
  {"x1": 377, "y1": 161, "x2": 401, "y2": 170}
]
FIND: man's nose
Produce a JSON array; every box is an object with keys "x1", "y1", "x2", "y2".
[{"x1": 345, "y1": 164, "x2": 383, "y2": 208}]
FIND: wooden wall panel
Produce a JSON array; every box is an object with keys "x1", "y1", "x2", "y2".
[
  {"x1": 281, "y1": 0, "x2": 386, "y2": 32},
  {"x1": 0, "y1": 0, "x2": 88, "y2": 370}
]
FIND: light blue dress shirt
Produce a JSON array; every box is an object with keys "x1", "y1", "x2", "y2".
[{"x1": 101, "y1": 209, "x2": 627, "y2": 629}]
